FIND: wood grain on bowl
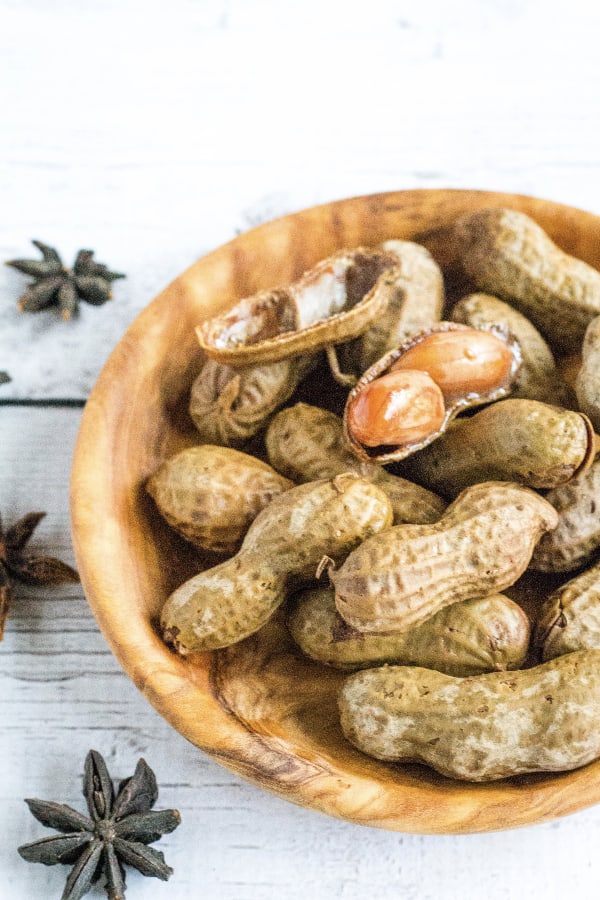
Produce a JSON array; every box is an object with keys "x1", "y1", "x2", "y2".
[{"x1": 70, "y1": 189, "x2": 600, "y2": 833}]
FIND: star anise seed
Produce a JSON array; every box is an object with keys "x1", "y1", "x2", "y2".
[
  {"x1": 6, "y1": 240, "x2": 125, "y2": 320},
  {"x1": 0, "y1": 510, "x2": 79, "y2": 640},
  {"x1": 18, "y1": 750, "x2": 181, "y2": 900}
]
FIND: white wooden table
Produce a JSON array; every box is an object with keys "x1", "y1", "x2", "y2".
[{"x1": 3, "y1": 2, "x2": 600, "y2": 897}]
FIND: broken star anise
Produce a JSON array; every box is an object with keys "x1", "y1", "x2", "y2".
[
  {"x1": 18, "y1": 749, "x2": 181, "y2": 900},
  {"x1": 6, "y1": 240, "x2": 125, "y2": 319},
  {"x1": 0, "y1": 510, "x2": 79, "y2": 640}
]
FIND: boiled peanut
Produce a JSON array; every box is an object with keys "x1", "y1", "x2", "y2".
[
  {"x1": 530, "y1": 458, "x2": 600, "y2": 573},
  {"x1": 341, "y1": 240, "x2": 444, "y2": 374},
  {"x1": 535, "y1": 560, "x2": 600, "y2": 660},
  {"x1": 287, "y1": 586, "x2": 530, "y2": 676},
  {"x1": 332, "y1": 481, "x2": 558, "y2": 633},
  {"x1": 576, "y1": 315, "x2": 600, "y2": 432},
  {"x1": 189, "y1": 355, "x2": 317, "y2": 447},
  {"x1": 343, "y1": 322, "x2": 520, "y2": 464},
  {"x1": 451, "y1": 207, "x2": 600, "y2": 351},
  {"x1": 146, "y1": 445, "x2": 292, "y2": 555},
  {"x1": 161, "y1": 474, "x2": 393, "y2": 653},
  {"x1": 390, "y1": 325, "x2": 516, "y2": 403},
  {"x1": 346, "y1": 368, "x2": 446, "y2": 448},
  {"x1": 399, "y1": 398, "x2": 595, "y2": 498},
  {"x1": 451, "y1": 293, "x2": 574, "y2": 406},
  {"x1": 265, "y1": 403, "x2": 447, "y2": 525},
  {"x1": 338, "y1": 650, "x2": 600, "y2": 781}
]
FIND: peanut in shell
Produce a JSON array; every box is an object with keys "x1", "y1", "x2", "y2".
[
  {"x1": 332, "y1": 480, "x2": 558, "y2": 634},
  {"x1": 287, "y1": 586, "x2": 530, "y2": 676},
  {"x1": 265, "y1": 402, "x2": 447, "y2": 525},
  {"x1": 451, "y1": 292, "x2": 574, "y2": 406},
  {"x1": 531, "y1": 458, "x2": 600, "y2": 573},
  {"x1": 576, "y1": 315, "x2": 600, "y2": 432},
  {"x1": 146, "y1": 445, "x2": 292, "y2": 555},
  {"x1": 189, "y1": 354, "x2": 317, "y2": 448},
  {"x1": 451, "y1": 207, "x2": 600, "y2": 352},
  {"x1": 161, "y1": 474, "x2": 393, "y2": 654},
  {"x1": 398, "y1": 398, "x2": 595, "y2": 499},
  {"x1": 535, "y1": 559, "x2": 600, "y2": 661},
  {"x1": 338, "y1": 650, "x2": 600, "y2": 781}
]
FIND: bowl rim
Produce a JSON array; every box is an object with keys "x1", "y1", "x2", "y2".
[{"x1": 70, "y1": 187, "x2": 600, "y2": 834}]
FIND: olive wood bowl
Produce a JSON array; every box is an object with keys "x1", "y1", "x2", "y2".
[{"x1": 70, "y1": 189, "x2": 600, "y2": 834}]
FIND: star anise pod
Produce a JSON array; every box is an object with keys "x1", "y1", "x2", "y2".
[
  {"x1": 0, "y1": 510, "x2": 80, "y2": 640},
  {"x1": 18, "y1": 749, "x2": 181, "y2": 900},
  {"x1": 6, "y1": 240, "x2": 125, "y2": 319}
]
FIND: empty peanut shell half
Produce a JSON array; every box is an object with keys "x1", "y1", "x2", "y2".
[
  {"x1": 343, "y1": 322, "x2": 521, "y2": 463},
  {"x1": 196, "y1": 246, "x2": 407, "y2": 366}
]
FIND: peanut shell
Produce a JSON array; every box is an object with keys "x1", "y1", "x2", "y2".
[
  {"x1": 338, "y1": 650, "x2": 600, "y2": 781},
  {"x1": 332, "y1": 480, "x2": 558, "y2": 633},
  {"x1": 287, "y1": 586, "x2": 530, "y2": 676},
  {"x1": 146, "y1": 445, "x2": 292, "y2": 555},
  {"x1": 535, "y1": 559, "x2": 600, "y2": 660},
  {"x1": 576, "y1": 315, "x2": 600, "y2": 432}
]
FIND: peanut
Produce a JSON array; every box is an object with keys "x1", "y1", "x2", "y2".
[
  {"x1": 332, "y1": 481, "x2": 558, "y2": 633},
  {"x1": 160, "y1": 474, "x2": 393, "y2": 653},
  {"x1": 338, "y1": 650, "x2": 600, "y2": 781},
  {"x1": 146, "y1": 445, "x2": 292, "y2": 555},
  {"x1": 340, "y1": 239, "x2": 444, "y2": 374},
  {"x1": 343, "y1": 322, "x2": 520, "y2": 464},
  {"x1": 576, "y1": 315, "x2": 600, "y2": 432},
  {"x1": 346, "y1": 368, "x2": 446, "y2": 448},
  {"x1": 451, "y1": 293, "x2": 574, "y2": 406},
  {"x1": 451, "y1": 207, "x2": 600, "y2": 351},
  {"x1": 399, "y1": 398, "x2": 595, "y2": 498},
  {"x1": 535, "y1": 559, "x2": 600, "y2": 661},
  {"x1": 189, "y1": 354, "x2": 317, "y2": 447},
  {"x1": 265, "y1": 403, "x2": 447, "y2": 524},
  {"x1": 287, "y1": 586, "x2": 530, "y2": 676},
  {"x1": 390, "y1": 325, "x2": 516, "y2": 403},
  {"x1": 530, "y1": 458, "x2": 600, "y2": 573}
]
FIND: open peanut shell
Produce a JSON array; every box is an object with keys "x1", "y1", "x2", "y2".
[
  {"x1": 196, "y1": 246, "x2": 405, "y2": 366},
  {"x1": 343, "y1": 321, "x2": 522, "y2": 463}
]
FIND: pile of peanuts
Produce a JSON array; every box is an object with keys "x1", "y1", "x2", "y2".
[{"x1": 151, "y1": 207, "x2": 600, "y2": 782}]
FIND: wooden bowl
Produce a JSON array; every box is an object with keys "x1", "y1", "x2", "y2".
[{"x1": 70, "y1": 189, "x2": 600, "y2": 834}]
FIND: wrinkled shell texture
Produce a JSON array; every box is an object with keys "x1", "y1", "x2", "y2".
[
  {"x1": 454, "y1": 207, "x2": 600, "y2": 351},
  {"x1": 189, "y1": 355, "x2": 317, "y2": 447},
  {"x1": 160, "y1": 475, "x2": 393, "y2": 653},
  {"x1": 451, "y1": 293, "x2": 573, "y2": 406},
  {"x1": 576, "y1": 315, "x2": 600, "y2": 432},
  {"x1": 147, "y1": 445, "x2": 292, "y2": 554},
  {"x1": 536, "y1": 560, "x2": 600, "y2": 661},
  {"x1": 338, "y1": 651, "x2": 600, "y2": 781},
  {"x1": 399, "y1": 398, "x2": 593, "y2": 499},
  {"x1": 531, "y1": 459, "x2": 600, "y2": 573},
  {"x1": 332, "y1": 481, "x2": 558, "y2": 633},
  {"x1": 265, "y1": 402, "x2": 447, "y2": 524},
  {"x1": 287, "y1": 587, "x2": 530, "y2": 676}
]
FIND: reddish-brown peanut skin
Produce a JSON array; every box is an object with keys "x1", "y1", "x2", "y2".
[
  {"x1": 146, "y1": 445, "x2": 292, "y2": 555},
  {"x1": 161, "y1": 474, "x2": 393, "y2": 653},
  {"x1": 287, "y1": 587, "x2": 530, "y2": 676},
  {"x1": 265, "y1": 403, "x2": 447, "y2": 525},
  {"x1": 332, "y1": 481, "x2": 558, "y2": 633},
  {"x1": 531, "y1": 459, "x2": 600, "y2": 573},
  {"x1": 338, "y1": 650, "x2": 600, "y2": 781},
  {"x1": 535, "y1": 559, "x2": 600, "y2": 661},
  {"x1": 452, "y1": 207, "x2": 600, "y2": 351}
]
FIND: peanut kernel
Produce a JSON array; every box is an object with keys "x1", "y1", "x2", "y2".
[
  {"x1": 390, "y1": 328, "x2": 514, "y2": 401},
  {"x1": 346, "y1": 369, "x2": 445, "y2": 448}
]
